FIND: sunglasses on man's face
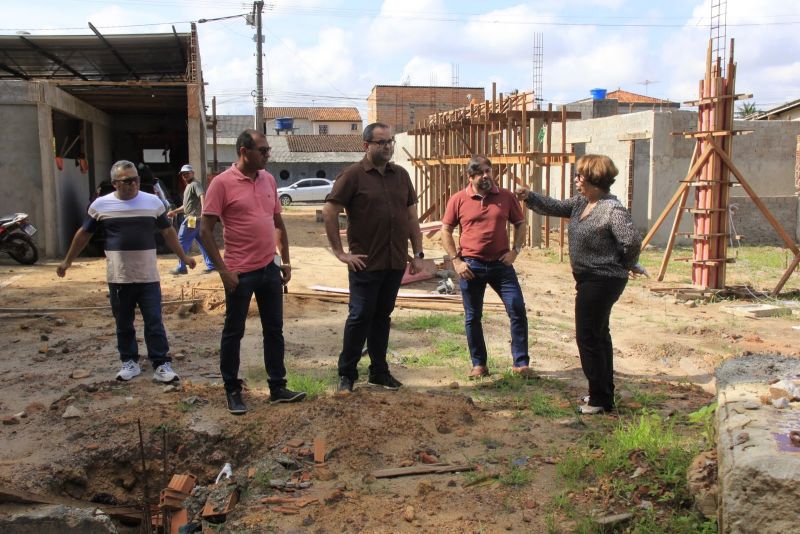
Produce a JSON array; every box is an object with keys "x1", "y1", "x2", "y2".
[{"x1": 112, "y1": 177, "x2": 139, "y2": 186}]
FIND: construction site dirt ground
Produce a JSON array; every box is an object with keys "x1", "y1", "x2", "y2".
[{"x1": 0, "y1": 205, "x2": 798, "y2": 533}]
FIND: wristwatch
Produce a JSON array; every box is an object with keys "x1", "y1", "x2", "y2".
[{"x1": 414, "y1": 251, "x2": 425, "y2": 259}]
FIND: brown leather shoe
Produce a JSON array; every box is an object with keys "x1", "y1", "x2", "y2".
[
  {"x1": 511, "y1": 366, "x2": 539, "y2": 379},
  {"x1": 468, "y1": 365, "x2": 490, "y2": 379}
]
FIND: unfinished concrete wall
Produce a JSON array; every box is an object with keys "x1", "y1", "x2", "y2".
[
  {"x1": 551, "y1": 110, "x2": 800, "y2": 246},
  {"x1": 730, "y1": 196, "x2": 799, "y2": 245},
  {"x1": 0, "y1": 100, "x2": 43, "y2": 237}
]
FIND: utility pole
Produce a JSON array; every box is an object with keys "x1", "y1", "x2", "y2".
[
  {"x1": 253, "y1": 1, "x2": 265, "y2": 133},
  {"x1": 211, "y1": 96, "x2": 218, "y2": 174}
]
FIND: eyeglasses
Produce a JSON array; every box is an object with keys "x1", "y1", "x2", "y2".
[
  {"x1": 112, "y1": 177, "x2": 139, "y2": 186},
  {"x1": 368, "y1": 138, "x2": 395, "y2": 147}
]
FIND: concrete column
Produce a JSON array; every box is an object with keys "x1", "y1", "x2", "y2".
[
  {"x1": 187, "y1": 83, "x2": 207, "y2": 184},
  {"x1": 36, "y1": 101, "x2": 57, "y2": 258}
]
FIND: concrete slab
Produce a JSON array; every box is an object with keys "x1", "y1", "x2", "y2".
[
  {"x1": 715, "y1": 355, "x2": 800, "y2": 533},
  {"x1": 719, "y1": 303, "x2": 793, "y2": 318},
  {"x1": 0, "y1": 504, "x2": 118, "y2": 533}
]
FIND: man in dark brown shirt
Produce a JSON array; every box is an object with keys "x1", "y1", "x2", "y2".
[{"x1": 323, "y1": 122, "x2": 424, "y2": 394}]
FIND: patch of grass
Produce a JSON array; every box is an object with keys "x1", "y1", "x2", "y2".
[
  {"x1": 393, "y1": 313, "x2": 464, "y2": 335},
  {"x1": 498, "y1": 464, "x2": 533, "y2": 486},
  {"x1": 528, "y1": 390, "x2": 572, "y2": 418},
  {"x1": 553, "y1": 412, "x2": 715, "y2": 532},
  {"x1": 431, "y1": 339, "x2": 467, "y2": 360},
  {"x1": 286, "y1": 372, "x2": 329, "y2": 400},
  {"x1": 398, "y1": 339, "x2": 467, "y2": 368},
  {"x1": 626, "y1": 385, "x2": 668, "y2": 409}
]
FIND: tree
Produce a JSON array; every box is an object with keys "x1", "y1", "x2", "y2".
[{"x1": 736, "y1": 101, "x2": 761, "y2": 118}]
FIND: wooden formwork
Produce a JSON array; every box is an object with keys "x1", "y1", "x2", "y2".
[
  {"x1": 641, "y1": 39, "x2": 800, "y2": 294},
  {"x1": 406, "y1": 83, "x2": 579, "y2": 252}
]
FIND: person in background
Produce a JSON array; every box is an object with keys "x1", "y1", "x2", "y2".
[
  {"x1": 168, "y1": 164, "x2": 215, "y2": 274},
  {"x1": 516, "y1": 154, "x2": 643, "y2": 414}
]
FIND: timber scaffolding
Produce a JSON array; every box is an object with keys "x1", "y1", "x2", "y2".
[
  {"x1": 642, "y1": 39, "x2": 800, "y2": 295},
  {"x1": 406, "y1": 83, "x2": 580, "y2": 253}
]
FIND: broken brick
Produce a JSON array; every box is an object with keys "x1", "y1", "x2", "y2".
[
  {"x1": 286, "y1": 438, "x2": 305, "y2": 448},
  {"x1": 313, "y1": 437, "x2": 326, "y2": 463}
]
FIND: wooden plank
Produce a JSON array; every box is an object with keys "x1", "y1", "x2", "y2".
[
  {"x1": 772, "y1": 253, "x2": 800, "y2": 296},
  {"x1": 372, "y1": 463, "x2": 474, "y2": 479},
  {"x1": 0, "y1": 487, "x2": 141, "y2": 522}
]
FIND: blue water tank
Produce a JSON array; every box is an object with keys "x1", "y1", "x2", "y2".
[
  {"x1": 590, "y1": 88, "x2": 607, "y2": 100},
  {"x1": 275, "y1": 117, "x2": 294, "y2": 131}
]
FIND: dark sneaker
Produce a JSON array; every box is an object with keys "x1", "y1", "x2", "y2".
[
  {"x1": 336, "y1": 375, "x2": 354, "y2": 395},
  {"x1": 170, "y1": 267, "x2": 188, "y2": 275},
  {"x1": 225, "y1": 390, "x2": 247, "y2": 415},
  {"x1": 368, "y1": 373, "x2": 402, "y2": 390},
  {"x1": 269, "y1": 388, "x2": 307, "y2": 404}
]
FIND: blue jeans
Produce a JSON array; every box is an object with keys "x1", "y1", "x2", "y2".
[
  {"x1": 459, "y1": 258, "x2": 529, "y2": 368},
  {"x1": 176, "y1": 217, "x2": 214, "y2": 271},
  {"x1": 338, "y1": 269, "x2": 405, "y2": 380},
  {"x1": 220, "y1": 262, "x2": 286, "y2": 393},
  {"x1": 108, "y1": 282, "x2": 170, "y2": 366}
]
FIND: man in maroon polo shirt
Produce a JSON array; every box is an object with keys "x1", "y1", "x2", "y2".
[
  {"x1": 323, "y1": 122, "x2": 424, "y2": 394},
  {"x1": 201, "y1": 129, "x2": 306, "y2": 415},
  {"x1": 441, "y1": 155, "x2": 534, "y2": 379}
]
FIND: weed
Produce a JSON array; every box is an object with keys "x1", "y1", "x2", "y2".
[
  {"x1": 499, "y1": 464, "x2": 532, "y2": 486},
  {"x1": 394, "y1": 313, "x2": 464, "y2": 335},
  {"x1": 286, "y1": 372, "x2": 329, "y2": 399},
  {"x1": 627, "y1": 385, "x2": 668, "y2": 409},
  {"x1": 687, "y1": 402, "x2": 717, "y2": 446},
  {"x1": 528, "y1": 390, "x2": 572, "y2": 418}
]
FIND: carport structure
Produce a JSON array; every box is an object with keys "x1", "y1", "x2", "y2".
[{"x1": 0, "y1": 25, "x2": 207, "y2": 256}]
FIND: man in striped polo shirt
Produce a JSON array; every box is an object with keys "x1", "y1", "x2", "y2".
[{"x1": 57, "y1": 160, "x2": 196, "y2": 382}]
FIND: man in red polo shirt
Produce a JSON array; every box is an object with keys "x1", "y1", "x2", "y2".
[
  {"x1": 201, "y1": 129, "x2": 306, "y2": 415},
  {"x1": 441, "y1": 155, "x2": 535, "y2": 379}
]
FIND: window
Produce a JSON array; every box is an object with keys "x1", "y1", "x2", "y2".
[
  {"x1": 316, "y1": 170, "x2": 326, "y2": 178},
  {"x1": 296, "y1": 180, "x2": 312, "y2": 188},
  {"x1": 351, "y1": 123, "x2": 358, "y2": 131},
  {"x1": 279, "y1": 170, "x2": 290, "y2": 180},
  {"x1": 318, "y1": 124, "x2": 329, "y2": 135}
]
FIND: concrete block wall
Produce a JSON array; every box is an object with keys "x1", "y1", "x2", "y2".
[{"x1": 550, "y1": 110, "x2": 800, "y2": 246}]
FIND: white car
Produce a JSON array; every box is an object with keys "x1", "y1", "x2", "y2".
[{"x1": 277, "y1": 178, "x2": 334, "y2": 206}]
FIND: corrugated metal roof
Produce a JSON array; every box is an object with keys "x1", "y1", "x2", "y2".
[
  {"x1": 264, "y1": 106, "x2": 362, "y2": 122},
  {"x1": 212, "y1": 115, "x2": 255, "y2": 138},
  {"x1": 286, "y1": 134, "x2": 364, "y2": 153}
]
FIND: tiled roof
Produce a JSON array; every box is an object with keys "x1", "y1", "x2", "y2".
[
  {"x1": 751, "y1": 97, "x2": 800, "y2": 120},
  {"x1": 286, "y1": 134, "x2": 365, "y2": 153},
  {"x1": 264, "y1": 107, "x2": 362, "y2": 122},
  {"x1": 606, "y1": 89, "x2": 675, "y2": 105}
]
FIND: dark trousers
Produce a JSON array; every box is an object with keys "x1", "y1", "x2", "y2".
[
  {"x1": 220, "y1": 262, "x2": 286, "y2": 393},
  {"x1": 108, "y1": 282, "x2": 170, "y2": 366},
  {"x1": 338, "y1": 269, "x2": 404, "y2": 380},
  {"x1": 573, "y1": 273, "x2": 627, "y2": 409},
  {"x1": 459, "y1": 258, "x2": 529, "y2": 368}
]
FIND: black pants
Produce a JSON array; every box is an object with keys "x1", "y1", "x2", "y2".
[
  {"x1": 573, "y1": 273, "x2": 628, "y2": 410},
  {"x1": 338, "y1": 269, "x2": 404, "y2": 381}
]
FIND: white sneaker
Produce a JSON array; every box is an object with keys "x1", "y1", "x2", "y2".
[
  {"x1": 577, "y1": 404, "x2": 605, "y2": 415},
  {"x1": 116, "y1": 360, "x2": 141, "y2": 381},
  {"x1": 153, "y1": 362, "x2": 179, "y2": 383}
]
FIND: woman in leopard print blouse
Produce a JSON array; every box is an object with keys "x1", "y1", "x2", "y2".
[{"x1": 516, "y1": 154, "x2": 643, "y2": 414}]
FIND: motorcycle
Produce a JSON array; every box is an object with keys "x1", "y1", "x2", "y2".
[{"x1": 0, "y1": 213, "x2": 39, "y2": 265}]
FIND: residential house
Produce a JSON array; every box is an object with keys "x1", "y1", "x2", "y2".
[
  {"x1": 264, "y1": 107, "x2": 362, "y2": 135},
  {"x1": 751, "y1": 98, "x2": 800, "y2": 121}
]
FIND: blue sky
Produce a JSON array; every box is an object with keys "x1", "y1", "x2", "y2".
[{"x1": 2, "y1": 0, "x2": 798, "y2": 120}]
